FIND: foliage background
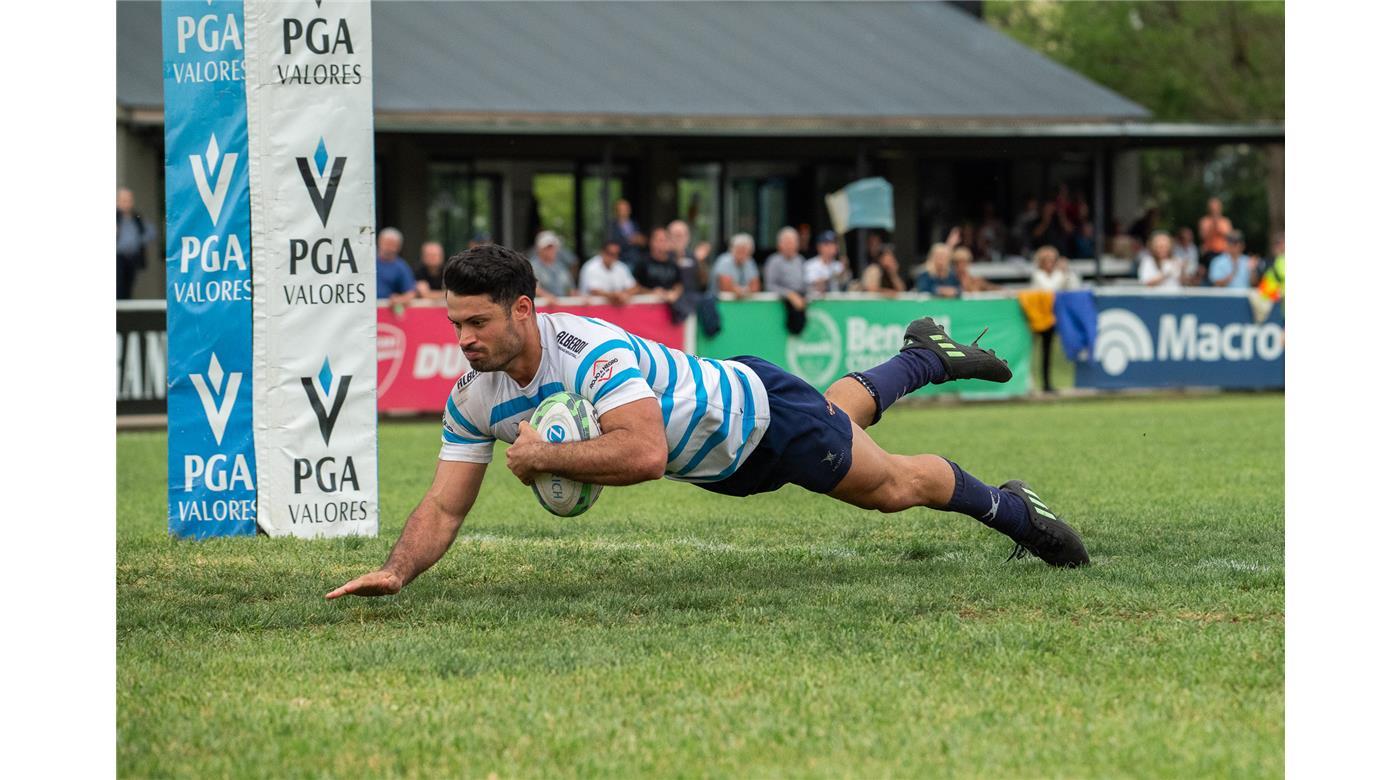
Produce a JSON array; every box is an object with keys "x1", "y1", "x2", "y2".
[{"x1": 986, "y1": 1, "x2": 1285, "y2": 247}]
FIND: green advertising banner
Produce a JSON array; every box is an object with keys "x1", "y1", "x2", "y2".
[{"x1": 696, "y1": 298, "x2": 1031, "y2": 399}]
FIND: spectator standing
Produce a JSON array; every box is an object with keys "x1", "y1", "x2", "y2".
[
  {"x1": 606, "y1": 198, "x2": 646, "y2": 270},
  {"x1": 530, "y1": 231, "x2": 576, "y2": 305},
  {"x1": 375, "y1": 227, "x2": 416, "y2": 306},
  {"x1": 415, "y1": 241, "x2": 446, "y2": 297},
  {"x1": 913, "y1": 243, "x2": 960, "y2": 297},
  {"x1": 1258, "y1": 232, "x2": 1286, "y2": 301},
  {"x1": 710, "y1": 233, "x2": 762, "y2": 298},
  {"x1": 1172, "y1": 227, "x2": 1201, "y2": 284},
  {"x1": 1208, "y1": 230, "x2": 1257, "y2": 290},
  {"x1": 952, "y1": 247, "x2": 999, "y2": 293},
  {"x1": 1138, "y1": 231, "x2": 1186, "y2": 290},
  {"x1": 804, "y1": 230, "x2": 850, "y2": 295},
  {"x1": 861, "y1": 244, "x2": 908, "y2": 297},
  {"x1": 579, "y1": 239, "x2": 640, "y2": 306},
  {"x1": 763, "y1": 226, "x2": 809, "y2": 313},
  {"x1": 1069, "y1": 220, "x2": 1096, "y2": 260},
  {"x1": 1026, "y1": 245, "x2": 1078, "y2": 393},
  {"x1": 634, "y1": 227, "x2": 684, "y2": 304},
  {"x1": 116, "y1": 187, "x2": 155, "y2": 299},
  {"x1": 1011, "y1": 196, "x2": 1040, "y2": 257},
  {"x1": 1029, "y1": 244, "x2": 1081, "y2": 292},
  {"x1": 1198, "y1": 197, "x2": 1234, "y2": 260},
  {"x1": 669, "y1": 219, "x2": 708, "y2": 294},
  {"x1": 1030, "y1": 201, "x2": 1073, "y2": 258},
  {"x1": 975, "y1": 202, "x2": 1005, "y2": 261}
]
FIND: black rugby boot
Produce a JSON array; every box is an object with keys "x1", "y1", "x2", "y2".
[
  {"x1": 900, "y1": 317, "x2": 1012, "y2": 383},
  {"x1": 999, "y1": 480, "x2": 1091, "y2": 568}
]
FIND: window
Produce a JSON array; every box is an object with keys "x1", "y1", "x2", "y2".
[
  {"x1": 678, "y1": 163, "x2": 721, "y2": 251},
  {"x1": 580, "y1": 167, "x2": 626, "y2": 257},
  {"x1": 726, "y1": 163, "x2": 798, "y2": 252},
  {"x1": 532, "y1": 172, "x2": 575, "y2": 250},
  {"x1": 426, "y1": 164, "x2": 500, "y2": 253}
]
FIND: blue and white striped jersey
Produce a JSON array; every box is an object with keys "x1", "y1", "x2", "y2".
[{"x1": 440, "y1": 312, "x2": 772, "y2": 483}]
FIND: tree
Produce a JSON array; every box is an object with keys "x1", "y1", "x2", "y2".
[{"x1": 986, "y1": 1, "x2": 1284, "y2": 246}]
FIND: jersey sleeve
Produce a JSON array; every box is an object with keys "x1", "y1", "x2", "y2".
[
  {"x1": 560, "y1": 318, "x2": 657, "y2": 417},
  {"x1": 439, "y1": 374, "x2": 495, "y2": 463}
]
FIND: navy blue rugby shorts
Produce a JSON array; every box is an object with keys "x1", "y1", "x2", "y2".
[{"x1": 697, "y1": 356, "x2": 854, "y2": 497}]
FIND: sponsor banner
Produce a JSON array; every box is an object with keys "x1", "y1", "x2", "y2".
[
  {"x1": 697, "y1": 298, "x2": 1032, "y2": 399},
  {"x1": 117, "y1": 302, "x2": 168, "y2": 417},
  {"x1": 162, "y1": 0, "x2": 257, "y2": 538},
  {"x1": 1075, "y1": 293, "x2": 1285, "y2": 389},
  {"x1": 245, "y1": 1, "x2": 377, "y2": 537},
  {"x1": 377, "y1": 301, "x2": 686, "y2": 413}
]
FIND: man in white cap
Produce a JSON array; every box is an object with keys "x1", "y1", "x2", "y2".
[{"x1": 529, "y1": 231, "x2": 576, "y2": 306}]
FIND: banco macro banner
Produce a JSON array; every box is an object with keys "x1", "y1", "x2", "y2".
[
  {"x1": 245, "y1": 1, "x2": 377, "y2": 537},
  {"x1": 1075, "y1": 293, "x2": 1285, "y2": 390},
  {"x1": 162, "y1": 0, "x2": 258, "y2": 538},
  {"x1": 697, "y1": 298, "x2": 1031, "y2": 399}
]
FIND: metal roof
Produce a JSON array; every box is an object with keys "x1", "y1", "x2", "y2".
[{"x1": 118, "y1": 0, "x2": 1152, "y2": 133}]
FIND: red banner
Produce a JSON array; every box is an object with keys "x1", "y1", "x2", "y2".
[{"x1": 376, "y1": 301, "x2": 685, "y2": 413}]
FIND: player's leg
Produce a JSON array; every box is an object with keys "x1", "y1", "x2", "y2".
[
  {"x1": 825, "y1": 317, "x2": 1012, "y2": 428},
  {"x1": 828, "y1": 423, "x2": 1090, "y2": 567}
]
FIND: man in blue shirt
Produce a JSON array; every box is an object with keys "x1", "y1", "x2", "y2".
[
  {"x1": 376, "y1": 227, "x2": 417, "y2": 304},
  {"x1": 1208, "y1": 230, "x2": 1258, "y2": 290}
]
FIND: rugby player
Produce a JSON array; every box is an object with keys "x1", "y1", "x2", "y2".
[{"x1": 326, "y1": 245, "x2": 1088, "y2": 600}]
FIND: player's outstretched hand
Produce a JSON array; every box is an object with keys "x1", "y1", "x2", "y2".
[{"x1": 325, "y1": 569, "x2": 403, "y2": 600}]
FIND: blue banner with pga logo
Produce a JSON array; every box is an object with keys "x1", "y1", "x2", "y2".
[
  {"x1": 1075, "y1": 292, "x2": 1284, "y2": 390},
  {"x1": 162, "y1": 0, "x2": 257, "y2": 538}
]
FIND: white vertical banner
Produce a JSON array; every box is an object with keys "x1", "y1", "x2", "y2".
[{"x1": 245, "y1": 0, "x2": 378, "y2": 537}]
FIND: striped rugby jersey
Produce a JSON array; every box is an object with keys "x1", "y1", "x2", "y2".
[{"x1": 440, "y1": 312, "x2": 772, "y2": 483}]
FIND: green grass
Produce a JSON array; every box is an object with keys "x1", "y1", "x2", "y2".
[{"x1": 118, "y1": 394, "x2": 1283, "y2": 778}]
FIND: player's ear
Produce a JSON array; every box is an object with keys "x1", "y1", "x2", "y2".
[{"x1": 512, "y1": 294, "x2": 533, "y2": 320}]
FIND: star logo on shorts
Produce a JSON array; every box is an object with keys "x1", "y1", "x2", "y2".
[{"x1": 823, "y1": 451, "x2": 838, "y2": 469}]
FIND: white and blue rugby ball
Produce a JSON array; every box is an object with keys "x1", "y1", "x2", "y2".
[{"x1": 528, "y1": 391, "x2": 604, "y2": 517}]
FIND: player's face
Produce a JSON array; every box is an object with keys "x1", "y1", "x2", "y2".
[{"x1": 446, "y1": 292, "x2": 528, "y2": 372}]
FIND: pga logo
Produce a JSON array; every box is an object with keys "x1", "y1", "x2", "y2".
[
  {"x1": 176, "y1": 12, "x2": 243, "y2": 54},
  {"x1": 183, "y1": 352, "x2": 253, "y2": 493}
]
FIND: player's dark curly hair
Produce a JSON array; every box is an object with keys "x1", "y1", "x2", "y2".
[{"x1": 442, "y1": 244, "x2": 536, "y2": 308}]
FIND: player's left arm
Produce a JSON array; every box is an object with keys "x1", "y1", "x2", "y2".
[{"x1": 506, "y1": 397, "x2": 667, "y2": 486}]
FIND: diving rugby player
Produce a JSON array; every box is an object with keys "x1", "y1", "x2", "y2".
[{"x1": 326, "y1": 245, "x2": 1087, "y2": 600}]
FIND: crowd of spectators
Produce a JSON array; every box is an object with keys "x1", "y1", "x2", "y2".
[
  {"x1": 371, "y1": 194, "x2": 1279, "y2": 308},
  {"x1": 118, "y1": 183, "x2": 1280, "y2": 307}
]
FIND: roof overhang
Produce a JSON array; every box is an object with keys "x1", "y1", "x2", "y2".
[{"x1": 117, "y1": 104, "x2": 1281, "y2": 144}]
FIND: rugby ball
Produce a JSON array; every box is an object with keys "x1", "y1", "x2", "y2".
[{"x1": 528, "y1": 391, "x2": 604, "y2": 517}]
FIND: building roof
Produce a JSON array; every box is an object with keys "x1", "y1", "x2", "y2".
[{"x1": 118, "y1": 1, "x2": 1151, "y2": 134}]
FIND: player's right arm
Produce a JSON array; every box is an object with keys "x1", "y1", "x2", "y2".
[{"x1": 324, "y1": 459, "x2": 487, "y2": 599}]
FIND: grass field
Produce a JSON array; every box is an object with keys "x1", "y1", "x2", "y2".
[{"x1": 117, "y1": 394, "x2": 1283, "y2": 778}]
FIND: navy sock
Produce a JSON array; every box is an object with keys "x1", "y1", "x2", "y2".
[
  {"x1": 848, "y1": 351, "x2": 947, "y2": 423},
  {"x1": 942, "y1": 461, "x2": 1030, "y2": 540}
]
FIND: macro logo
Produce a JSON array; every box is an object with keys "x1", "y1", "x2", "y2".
[
  {"x1": 295, "y1": 137, "x2": 346, "y2": 227},
  {"x1": 190, "y1": 134, "x2": 237, "y2": 225},
  {"x1": 1094, "y1": 309, "x2": 1154, "y2": 377},
  {"x1": 546, "y1": 424, "x2": 568, "y2": 443},
  {"x1": 301, "y1": 357, "x2": 352, "y2": 445},
  {"x1": 786, "y1": 308, "x2": 843, "y2": 387},
  {"x1": 190, "y1": 352, "x2": 242, "y2": 445}
]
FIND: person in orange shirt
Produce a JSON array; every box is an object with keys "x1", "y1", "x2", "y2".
[{"x1": 1198, "y1": 197, "x2": 1234, "y2": 258}]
